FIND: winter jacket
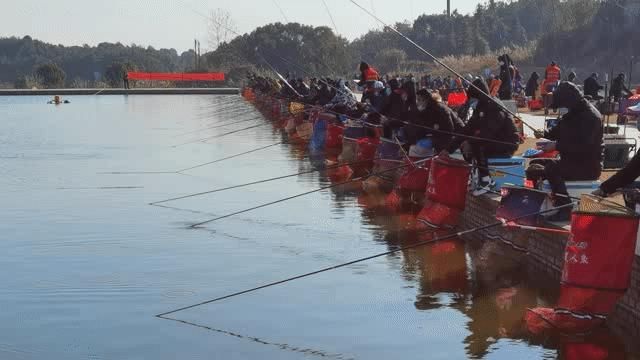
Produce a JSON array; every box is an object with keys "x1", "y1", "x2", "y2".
[
  {"x1": 447, "y1": 78, "x2": 520, "y2": 153},
  {"x1": 406, "y1": 101, "x2": 465, "y2": 152},
  {"x1": 583, "y1": 76, "x2": 603, "y2": 98},
  {"x1": 525, "y1": 72, "x2": 539, "y2": 98},
  {"x1": 611, "y1": 76, "x2": 632, "y2": 100},
  {"x1": 545, "y1": 82, "x2": 603, "y2": 180}
]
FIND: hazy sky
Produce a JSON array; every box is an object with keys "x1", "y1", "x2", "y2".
[{"x1": 1, "y1": 0, "x2": 481, "y2": 52}]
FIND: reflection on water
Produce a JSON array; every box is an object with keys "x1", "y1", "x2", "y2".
[{"x1": 0, "y1": 95, "x2": 636, "y2": 359}]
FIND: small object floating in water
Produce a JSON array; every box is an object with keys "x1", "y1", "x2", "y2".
[{"x1": 47, "y1": 95, "x2": 70, "y2": 104}]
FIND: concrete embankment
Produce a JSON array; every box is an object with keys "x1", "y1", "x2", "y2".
[{"x1": 0, "y1": 88, "x2": 240, "y2": 96}]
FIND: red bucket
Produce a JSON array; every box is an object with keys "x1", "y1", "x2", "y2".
[
  {"x1": 417, "y1": 200, "x2": 463, "y2": 229},
  {"x1": 426, "y1": 156, "x2": 471, "y2": 210},
  {"x1": 356, "y1": 137, "x2": 380, "y2": 162},
  {"x1": 326, "y1": 123, "x2": 344, "y2": 149},
  {"x1": 562, "y1": 212, "x2": 639, "y2": 291},
  {"x1": 397, "y1": 161, "x2": 431, "y2": 193},
  {"x1": 447, "y1": 92, "x2": 468, "y2": 107}
]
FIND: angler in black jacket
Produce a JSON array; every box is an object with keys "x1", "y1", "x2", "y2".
[
  {"x1": 611, "y1": 73, "x2": 632, "y2": 101},
  {"x1": 381, "y1": 78, "x2": 410, "y2": 138},
  {"x1": 525, "y1": 72, "x2": 539, "y2": 98},
  {"x1": 405, "y1": 89, "x2": 465, "y2": 152},
  {"x1": 583, "y1": 73, "x2": 603, "y2": 100},
  {"x1": 442, "y1": 77, "x2": 520, "y2": 196},
  {"x1": 528, "y1": 81, "x2": 603, "y2": 221}
]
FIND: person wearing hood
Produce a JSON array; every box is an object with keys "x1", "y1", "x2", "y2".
[
  {"x1": 312, "y1": 80, "x2": 333, "y2": 106},
  {"x1": 525, "y1": 72, "x2": 540, "y2": 99},
  {"x1": 528, "y1": 81, "x2": 603, "y2": 221},
  {"x1": 583, "y1": 73, "x2": 603, "y2": 100},
  {"x1": 497, "y1": 54, "x2": 515, "y2": 100},
  {"x1": 380, "y1": 78, "x2": 410, "y2": 138},
  {"x1": 405, "y1": 89, "x2": 465, "y2": 152},
  {"x1": 611, "y1": 73, "x2": 632, "y2": 101},
  {"x1": 441, "y1": 77, "x2": 520, "y2": 196},
  {"x1": 566, "y1": 72, "x2": 577, "y2": 84}
]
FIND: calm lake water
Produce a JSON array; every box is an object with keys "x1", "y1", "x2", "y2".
[{"x1": 0, "y1": 95, "x2": 635, "y2": 359}]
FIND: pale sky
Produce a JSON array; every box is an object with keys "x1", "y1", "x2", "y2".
[{"x1": 1, "y1": 0, "x2": 480, "y2": 52}]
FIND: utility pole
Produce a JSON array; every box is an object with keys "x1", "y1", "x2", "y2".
[
  {"x1": 447, "y1": 0, "x2": 451, "y2": 17},
  {"x1": 194, "y1": 39, "x2": 198, "y2": 71}
]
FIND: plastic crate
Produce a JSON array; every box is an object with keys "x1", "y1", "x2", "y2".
[
  {"x1": 488, "y1": 157, "x2": 526, "y2": 190},
  {"x1": 604, "y1": 139, "x2": 636, "y2": 169}
]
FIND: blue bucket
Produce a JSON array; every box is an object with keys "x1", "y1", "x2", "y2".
[{"x1": 309, "y1": 119, "x2": 327, "y2": 151}]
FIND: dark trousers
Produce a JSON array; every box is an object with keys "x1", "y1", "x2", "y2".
[
  {"x1": 124, "y1": 79, "x2": 130, "y2": 89},
  {"x1": 527, "y1": 159, "x2": 569, "y2": 197},
  {"x1": 468, "y1": 141, "x2": 516, "y2": 178}
]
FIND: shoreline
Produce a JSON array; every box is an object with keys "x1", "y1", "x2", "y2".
[{"x1": 0, "y1": 88, "x2": 240, "y2": 96}]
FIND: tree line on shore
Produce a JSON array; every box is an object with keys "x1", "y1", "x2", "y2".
[{"x1": 1, "y1": 0, "x2": 636, "y2": 89}]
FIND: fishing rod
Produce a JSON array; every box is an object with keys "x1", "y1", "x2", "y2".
[
  {"x1": 101, "y1": 141, "x2": 287, "y2": 175},
  {"x1": 256, "y1": 50, "x2": 303, "y2": 98},
  {"x1": 171, "y1": 123, "x2": 271, "y2": 148},
  {"x1": 188, "y1": 161, "x2": 417, "y2": 228},
  {"x1": 176, "y1": 141, "x2": 285, "y2": 173},
  {"x1": 156, "y1": 201, "x2": 576, "y2": 317},
  {"x1": 188, "y1": 0, "x2": 524, "y2": 151},
  {"x1": 348, "y1": 0, "x2": 538, "y2": 133},
  {"x1": 261, "y1": 51, "x2": 522, "y2": 149},
  {"x1": 151, "y1": 157, "x2": 382, "y2": 205},
  {"x1": 174, "y1": 116, "x2": 264, "y2": 138}
]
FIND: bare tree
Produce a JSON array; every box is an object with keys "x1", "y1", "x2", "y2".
[{"x1": 208, "y1": 8, "x2": 237, "y2": 51}]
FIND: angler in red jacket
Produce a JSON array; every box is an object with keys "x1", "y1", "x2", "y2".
[{"x1": 359, "y1": 62, "x2": 380, "y2": 104}]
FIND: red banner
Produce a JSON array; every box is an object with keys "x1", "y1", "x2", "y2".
[{"x1": 127, "y1": 72, "x2": 225, "y2": 82}]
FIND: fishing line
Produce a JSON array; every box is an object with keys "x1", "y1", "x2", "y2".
[
  {"x1": 157, "y1": 316, "x2": 353, "y2": 360},
  {"x1": 321, "y1": 0, "x2": 340, "y2": 35},
  {"x1": 171, "y1": 123, "x2": 271, "y2": 147},
  {"x1": 184, "y1": 0, "x2": 525, "y2": 150},
  {"x1": 188, "y1": 161, "x2": 415, "y2": 228},
  {"x1": 348, "y1": 0, "x2": 538, "y2": 132},
  {"x1": 176, "y1": 141, "x2": 285, "y2": 173},
  {"x1": 156, "y1": 201, "x2": 576, "y2": 317},
  {"x1": 173, "y1": 116, "x2": 263, "y2": 138},
  {"x1": 152, "y1": 157, "x2": 381, "y2": 205},
  {"x1": 101, "y1": 141, "x2": 287, "y2": 175},
  {"x1": 271, "y1": 0, "x2": 290, "y2": 22},
  {"x1": 261, "y1": 52, "x2": 523, "y2": 149}
]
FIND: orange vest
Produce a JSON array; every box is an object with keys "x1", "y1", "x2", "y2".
[
  {"x1": 490, "y1": 79, "x2": 502, "y2": 97},
  {"x1": 363, "y1": 67, "x2": 379, "y2": 82},
  {"x1": 545, "y1": 65, "x2": 561, "y2": 83}
]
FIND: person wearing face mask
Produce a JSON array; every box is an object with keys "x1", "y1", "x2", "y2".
[
  {"x1": 380, "y1": 78, "x2": 410, "y2": 138},
  {"x1": 527, "y1": 82, "x2": 603, "y2": 221},
  {"x1": 405, "y1": 89, "x2": 465, "y2": 152},
  {"x1": 440, "y1": 77, "x2": 520, "y2": 196}
]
